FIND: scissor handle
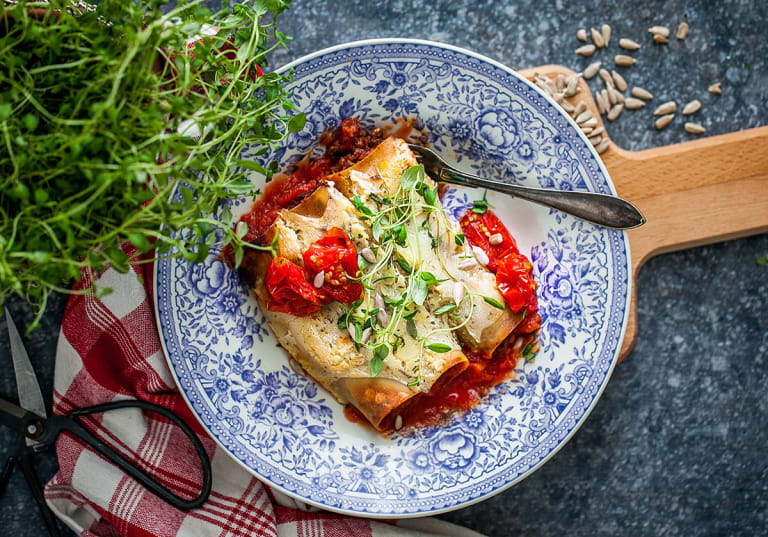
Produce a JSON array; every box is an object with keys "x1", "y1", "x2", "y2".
[{"x1": 46, "y1": 400, "x2": 212, "y2": 510}]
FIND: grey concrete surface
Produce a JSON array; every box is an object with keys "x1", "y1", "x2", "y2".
[{"x1": 1, "y1": 1, "x2": 766, "y2": 535}]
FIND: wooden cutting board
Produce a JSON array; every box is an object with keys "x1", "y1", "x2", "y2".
[{"x1": 518, "y1": 65, "x2": 768, "y2": 362}]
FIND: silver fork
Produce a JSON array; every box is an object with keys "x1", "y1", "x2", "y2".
[{"x1": 409, "y1": 144, "x2": 645, "y2": 229}]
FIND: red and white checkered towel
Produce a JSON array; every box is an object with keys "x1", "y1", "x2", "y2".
[{"x1": 43, "y1": 244, "x2": 483, "y2": 537}]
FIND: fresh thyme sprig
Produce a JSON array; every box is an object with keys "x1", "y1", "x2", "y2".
[{"x1": 0, "y1": 0, "x2": 298, "y2": 328}]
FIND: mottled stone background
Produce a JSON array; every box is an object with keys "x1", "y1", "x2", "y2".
[{"x1": 1, "y1": 1, "x2": 766, "y2": 536}]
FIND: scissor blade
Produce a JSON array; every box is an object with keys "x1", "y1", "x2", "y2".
[
  {"x1": 0, "y1": 397, "x2": 27, "y2": 430},
  {"x1": 5, "y1": 307, "x2": 47, "y2": 422}
]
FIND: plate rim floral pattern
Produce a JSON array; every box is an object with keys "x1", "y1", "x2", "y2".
[{"x1": 153, "y1": 38, "x2": 631, "y2": 518}]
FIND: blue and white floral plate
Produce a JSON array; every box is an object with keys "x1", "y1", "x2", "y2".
[{"x1": 154, "y1": 39, "x2": 631, "y2": 517}]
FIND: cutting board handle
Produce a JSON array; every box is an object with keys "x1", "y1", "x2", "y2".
[{"x1": 520, "y1": 66, "x2": 768, "y2": 361}]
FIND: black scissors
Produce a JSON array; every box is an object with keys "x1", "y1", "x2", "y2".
[{"x1": 0, "y1": 308, "x2": 212, "y2": 536}]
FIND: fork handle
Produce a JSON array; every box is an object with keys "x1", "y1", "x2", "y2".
[{"x1": 438, "y1": 168, "x2": 645, "y2": 229}]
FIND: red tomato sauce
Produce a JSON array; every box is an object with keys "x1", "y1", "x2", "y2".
[{"x1": 236, "y1": 118, "x2": 385, "y2": 244}]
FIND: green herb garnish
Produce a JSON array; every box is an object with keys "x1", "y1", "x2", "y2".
[{"x1": 472, "y1": 190, "x2": 489, "y2": 214}]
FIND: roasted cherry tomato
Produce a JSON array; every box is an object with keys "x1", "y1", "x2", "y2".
[
  {"x1": 459, "y1": 209, "x2": 519, "y2": 272},
  {"x1": 303, "y1": 228, "x2": 363, "y2": 303},
  {"x1": 495, "y1": 253, "x2": 537, "y2": 313},
  {"x1": 265, "y1": 256, "x2": 328, "y2": 316}
]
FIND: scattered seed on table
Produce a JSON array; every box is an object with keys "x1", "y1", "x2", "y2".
[
  {"x1": 589, "y1": 134, "x2": 602, "y2": 146},
  {"x1": 601, "y1": 24, "x2": 612, "y2": 46},
  {"x1": 556, "y1": 74, "x2": 566, "y2": 92},
  {"x1": 576, "y1": 110, "x2": 593, "y2": 124},
  {"x1": 574, "y1": 101, "x2": 587, "y2": 116},
  {"x1": 607, "y1": 104, "x2": 623, "y2": 121},
  {"x1": 648, "y1": 25, "x2": 670, "y2": 37},
  {"x1": 611, "y1": 88, "x2": 625, "y2": 104},
  {"x1": 615, "y1": 55, "x2": 637, "y2": 67},
  {"x1": 611, "y1": 70, "x2": 628, "y2": 91},
  {"x1": 619, "y1": 38, "x2": 641, "y2": 50},
  {"x1": 560, "y1": 99, "x2": 575, "y2": 113},
  {"x1": 653, "y1": 34, "x2": 669, "y2": 44},
  {"x1": 676, "y1": 22, "x2": 689, "y2": 40},
  {"x1": 596, "y1": 138, "x2": 610, "y2": 154},
  {"x1": 654, "y1": 101, "x2": 677, "y2": 115},
  {"x1": 591, "y1": 27, "x2": 605, "y2": 48},
  {"x1": 599, "y1": 89, "x2": 610, "y2": 114},
  {"x1": 708, "y1": 82, "x2": 722, "y2": 95},
  {"x1": 631, "y1": 86, "x2": 654, "y2": 100},
  {"x1": 685, "y1": 122, "x2": 705, "y2": 134},
  {"x1": 581, "y1": 126, "x2": 593, "y2": 135},
  {"x1": 576, "y1": 44, "x2": 596, "y2": 56},
  {"x1": 591, "y1": 126, "x2": 605, "y2": 136},
  {"x1": 599, "y1": 68, "x2": 613, "y2": 86},
  {"x1": 583, "y1": 61, "x2": 602, "y2": 79},
  {"x1": 655, "y1": 113, "x2": 675, "y2": 130},
  {"x1": 625, "y1": 97, "x2": 646, "y2": 110},
  {"x1": 607, "y1": 87, "x2": 617, "y2": 105},
  {"x1": 565, "y1": 74, "x2": 581, "y2": 96},
  {"x1": 581, "y1": 117, "x2": 599, "y2": 128},
  {"x1": 682, "y1": 99, "x2": 701, "y2": 115},
  {"x1": 577, "y1": 28, "x2": 588, "y2": 42}
]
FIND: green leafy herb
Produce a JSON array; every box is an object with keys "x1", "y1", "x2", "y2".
[
  {"x1": 420, "y1": 272, "x2": 447, "y2": 285},
  {"x1": 412, "y1": 278, "x2": 428, "y2": 305},
  {"x1": 472, "y1": 191, "x2": 489, "y2": 214},
  {"x1": 396, "y1": 256, "x2": 413, "y2": 274},
  {"x1": 353, "y1": 195, "x2": 374, "y2": 217},
  {"x1": 400, "y1": 165, "x2": 422, "y2": 190},
  {"x1": 370, "y1": 344, "x2": 389, "y2": 376},
  {"x1": 482, "y1": 296, "x2": 506, "y2": 310},
  {"x1": 406, "y1": 318, "x2": 418, "y2": 338},
  {"x1": 0, "y1": 0, "x2": 295, "y2": 328},
  {"x1": 434, "y1": 303, "x2": 457, "y2": 315},
  {"x1": 455, "y1": 233, "x2": 465, "y2": 246},
  {"x1": 427, "y1": 343, "x2": 452, "y2": 353},
  {"x1": 522, "y1": 343, "x2": 536, "y2": 362}
]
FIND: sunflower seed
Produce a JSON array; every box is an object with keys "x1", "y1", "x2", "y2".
[
  {"x1": 591, "y1": 126, "x2": 605, "y2": 136},
  {"x1": 575, "y1": 44, "x2": 596, "y2": 56},
  {"x1": 581, "y1": 126, "x2": 593, "y2": 134},
  {"x1": 676, "y1": 22, "x2": 689, "y2": 40},
  {"x1": 581, "y1": 117, "x2": 599, "y2": 128},
  {"x1": 575, "y1": 110, "x2": 593, "y2": 124},
  {"x1": 589, "y1": 134, "x2": 602, "y2": 146},
  {"x1": 472, "y1": 245, "x2": 490, "y2": 267},
  {"x1": 708, "y1": 82, "x2": 722, "y2": 95},
  {"x1": 655, "y1": 113, "x2": 675, "y2": 130},
  {"x1": 607, "y1": 87, "x2": 617, "y2": 105},
  {"x1": 348, "y1": 324, "x2": 357, "y2": 340},
  {"x1": 556, "y1": 74, "x2": 566, "y2": 92},
  {"x1": 607, "y1": 104, "x2": 623, "y2": 121},
  {"x1": 395, "y1": 415, "x2": 403, "y2": 431},
  {"x1": 599, "y1": 68, "x2": 613, "y2": 86},
  {"x1": 577, "y1": 28, "x2": 588, "y2": 42},
  {"x1": 612, "y1": 88, "x2": 626, "y2": 104},
  {"x1": 559, "y1": 99, "x2": 576, "y2": 113},
  {"x1": 374, "y1": 293, "x2": 388, "y2": 325},
  {"x1": 458, "y1": 258, "x2": 477, "y2": 270},
  {"x1": 564, "y1": 74, "x2": 581, "y2": 97},
  {"x1": 648, "y1": 25, "x2": 670, "y2": 37},
  {"x1": 289, "y1": 358, "x2": 304, "y2": 377},
  {"x1": 574, "y1": 101, "x2": 588, "y2": 116},
  {"x1": 583, "y1": 61, "x2": 602, "y2": 80},
  {"x1": 615, "y1": 55, "x2": 637, "y2": 67},
  {"x1": 682, "y1": 99, "x2": 701, "y2": 115},
  {"x1": 631, "y1": 86, "x2": 654, "y2": 100},
  {"x1": 685, "y1": 122, "x2": 706, "y2": 134},
  {"x1": 654, "y1": 101, "x2": 677, "y2": 115},
  {"x1": 488, "y1": 233, "x2": 504, "y2": 245},
  {"x1": 453, "y1": 281, "x2": 466, "y2": 305},
  {"x1": 624, "y1": 97, "x2": 646, "y2": 110},
  {"x1": 611, "y1": 70, "x2": 628, "y2": 92},
  {"x1": 598, "y1": 89, "x2": 610, "y2": 114},
  {"x1": 361, "y1": 247, "x2": 376, "y2": 263},
  {"x1": 653, "y1": 34, "x2": 669, "y2": 44},
  {"x1": 591, "y1": 27, "x2": 605, "y2": 48},
  {"x1": 313, "y1": 271, "x2": 325, "y2": 288},
  {"x1": 601, "y1": 24, "x2": 612, "y2": 47},
  {"x1": 596, "y1": 138, "x2": 610, "y2": 154},
  {"x1": 619, "y1": 38, "x2": 641, "y2": 50},
  {"x1": 361, "y1": 327, "x2": 372, "y2": 344}
]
